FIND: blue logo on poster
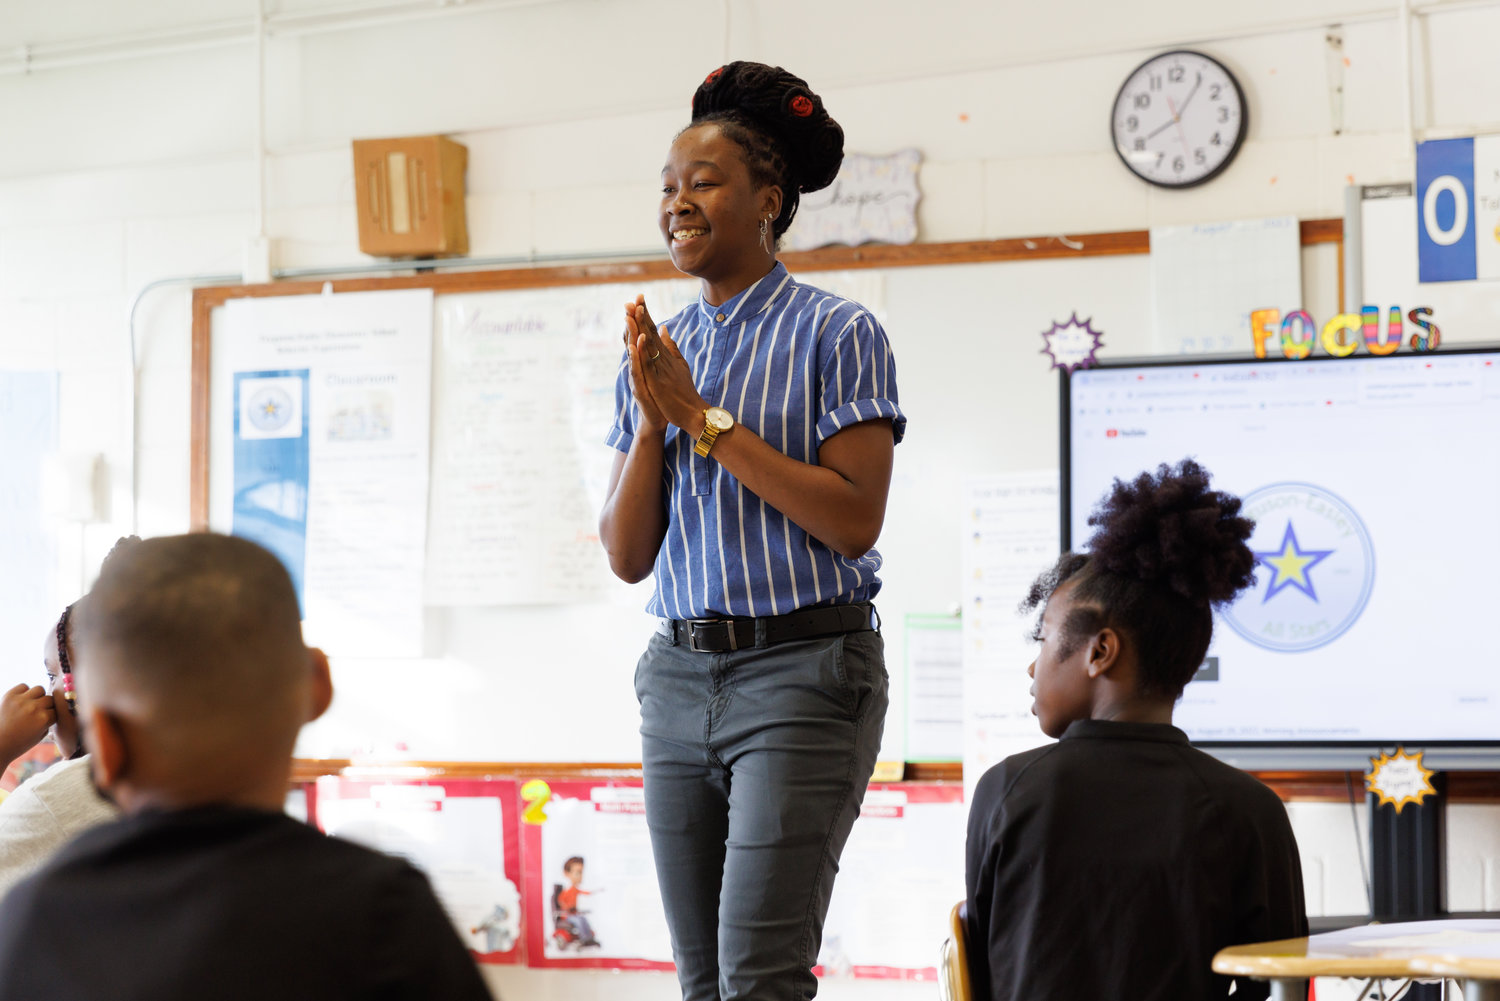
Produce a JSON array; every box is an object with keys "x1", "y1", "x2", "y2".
[
  {"x1": 247, "y1": 386, "x2": 295, "y2": 433},
  {"x1": 233, "y1": 369, "x2": 310, "y2": 614},
  {"x1": 1222, "y1": 483, "x2": 1375, "y2": 653},
  {"x1": 1416, "y1": 138, "x2": 1476, "y2": 282}
]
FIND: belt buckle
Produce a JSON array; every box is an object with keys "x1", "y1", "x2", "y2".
[{"x1": 688, "y1": 619, "x2": 737, "y2": 653}]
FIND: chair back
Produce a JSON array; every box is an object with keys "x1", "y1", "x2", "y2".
[{"x1": 939, "y1": 900, "x2": 973, "y2": 1001}]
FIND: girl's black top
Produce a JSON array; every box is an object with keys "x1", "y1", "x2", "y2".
[{"x1": 965, "y1": 719, "x2": 1308, "y2": 1001}]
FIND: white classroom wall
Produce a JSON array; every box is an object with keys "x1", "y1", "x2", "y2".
[{"x1": 3, "y1": 2, "x2": 1500, "y2": 998}]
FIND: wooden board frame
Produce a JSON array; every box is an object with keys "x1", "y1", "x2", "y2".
[{"x1": 190, "y1": 221, "x2": 1348, "y2": 785}]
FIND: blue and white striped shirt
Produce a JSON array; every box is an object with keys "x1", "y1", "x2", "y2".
[{"x1": 606, "y1": 263, "x2": 906, "y2": 620}]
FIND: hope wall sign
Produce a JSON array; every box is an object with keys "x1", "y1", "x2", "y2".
[{"x1": 1416, "y1": 136, "x2": 1500, "y2": 282}]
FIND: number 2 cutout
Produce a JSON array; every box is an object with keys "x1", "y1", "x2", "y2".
[{"x1": 521, "y1": 779, "x2": 552, "y2": 825}]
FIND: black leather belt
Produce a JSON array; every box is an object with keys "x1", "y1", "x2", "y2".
[{"x1": 658, "y1": 602, "x2": 877, "y2": 653}]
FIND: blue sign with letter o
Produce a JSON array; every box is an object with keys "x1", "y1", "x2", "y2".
[{"x1": 1416, "y1": 138, "x2": 1476, "y2": 282}]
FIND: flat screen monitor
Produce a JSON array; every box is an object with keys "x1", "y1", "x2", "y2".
[{"x1": 1062, "y1": 347, "x2": 1500, "y2": 753}]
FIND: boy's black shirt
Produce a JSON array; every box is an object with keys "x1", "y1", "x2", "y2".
[
  {"x1": 965, "y1": 719, "x2": 1308, "y2": 1001},
  {"x1": 0, "y1": 804, "x2": 494, "y2": 1001}
]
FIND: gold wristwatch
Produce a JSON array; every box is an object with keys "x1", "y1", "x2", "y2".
[{"x1": 693, "y1": 406, "x2": 735, "y2": 457}]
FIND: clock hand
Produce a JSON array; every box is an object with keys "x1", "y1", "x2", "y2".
[
  {"x1": 1144, "y1": 116, "x2": 1179, "y2": 140},
  {"x1": 1143, "y1": 74, "x2": 1202, "y2": 141},
  {"x1": 1175, "y1": 72, "x2": 1203, "y2": 116},
  {"x1": 1167, "y1": 95, "x2": 1191, "y2": 156}
]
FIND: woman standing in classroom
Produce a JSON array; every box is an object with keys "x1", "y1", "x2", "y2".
[{"x1": 598, "y1": 61, "x2": 905, "y2": 1001}]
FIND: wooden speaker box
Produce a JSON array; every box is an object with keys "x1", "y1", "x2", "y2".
[{"x1": 352, "y1": 135, "x2": 469, "y2": 258}]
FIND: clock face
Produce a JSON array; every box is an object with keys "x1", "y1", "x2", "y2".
[{"x1": 1111, "y1": 50, "x2": 1248, "y2": 189}]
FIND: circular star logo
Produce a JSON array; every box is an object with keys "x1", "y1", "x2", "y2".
[
  {"x1": 1222, "y1": 482, "x2": 1375, "y2": 653},
  {"x1": 247, "y1": 385, "x2": 294, "y2": 433}
]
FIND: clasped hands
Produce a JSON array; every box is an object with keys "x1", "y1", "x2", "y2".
[{"x1": 622, "y1": 295, "x2": 708, "y2": 437}]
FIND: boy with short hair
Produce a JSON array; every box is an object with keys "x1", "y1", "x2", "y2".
[{"x1": 0, "y1": 533, "x2": 493, "y2": 1001}]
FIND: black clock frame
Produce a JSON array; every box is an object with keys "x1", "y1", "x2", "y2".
[{"x1": 1109, "y1": 49, "x2": 1250, "y2": 191}]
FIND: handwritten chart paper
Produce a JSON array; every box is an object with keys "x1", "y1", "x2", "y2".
[
  {"x1": 224, "y1": 289, "x2": 432, "y2": 657},
  {"x1": 1150, "y1": 216, "x2": 1302, "y2": 355},
  {"x1": 424, "y1": 274, "x2": 882, "y2": 606},
  {"x1": 424, "y1": 281, "x2": 696, "y2": 605},
  {"x1": 961, "y1": 471, "x2": 1060, "y2": 799}
]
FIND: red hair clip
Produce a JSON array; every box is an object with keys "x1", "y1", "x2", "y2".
[
  {"x1": 789, "y1": 95, "x2": 813, "y2": 118},
  {"x1": 704, "y1": 67, "x2": 723, "y2": 86}
]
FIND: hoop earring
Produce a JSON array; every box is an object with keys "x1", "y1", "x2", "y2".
[{"x1": 759, "y1": 217, "x2": 771, "y2": 253}]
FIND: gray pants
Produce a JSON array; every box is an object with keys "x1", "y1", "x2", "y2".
[{"x1": 634, "y1": 625, "x2": 889, "y2": 1001}]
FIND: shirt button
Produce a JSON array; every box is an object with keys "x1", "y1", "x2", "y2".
[{"x1": 716, "y1": 313, "x2": 725, "y2": 322}]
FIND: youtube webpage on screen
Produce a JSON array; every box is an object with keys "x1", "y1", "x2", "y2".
[{"x1": 1067, "y1": 351, "x2": 1500, "y2": 743}]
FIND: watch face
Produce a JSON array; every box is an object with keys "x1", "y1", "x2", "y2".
[
  {"x1": 1111, "y1": 50, "x2": 1248, "y2": 189},
  {"x1": 706, "y1": 407, "x2": 734, "y2": 431}
]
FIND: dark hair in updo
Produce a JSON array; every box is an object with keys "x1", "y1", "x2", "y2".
[
  {"x1": 689, "y1": 61, "x2": 844, "y2": 240},
  {"x1": 1021, "y1": 459, "x2": 1257, "y2": 699}
]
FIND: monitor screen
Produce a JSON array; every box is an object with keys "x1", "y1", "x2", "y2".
[{"x1": 1064, "y1": 348, "x2": 1500, "y2": 746}]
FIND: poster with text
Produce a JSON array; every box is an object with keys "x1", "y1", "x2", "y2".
[
  {"x1": 962, "y1": 472, "x2": 1060, "y2": 799},
  {"x1": 519, "y1": 778, "x2": 675, "y2": 970},
  {"x1": 224, "y1": 289, "x2": 432, "y2": 657},
  {"x1": 313, "y1": 777, "x2": 522, "y2": 965},
  {"x1": 815, "y1": 783, "x2": 965, "y2": 982}
]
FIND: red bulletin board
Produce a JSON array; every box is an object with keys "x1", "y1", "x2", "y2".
[
  {"x1": 517, "y1": 777, "x2": 966, "y2": 979},
  {"x1": 519, "y1": 777, "x2": 676, "y2": 971},
  {"x1": 314, "y1": 777, "x2": 523, "y2": 965}
]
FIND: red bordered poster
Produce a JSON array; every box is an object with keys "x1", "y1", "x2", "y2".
[
  {"x1": 814, "y1": 782, "x2": 966, "y2": 982},
  {"x1": 314, "y1": 776, "x2": 523, "y2": 965},
  {"x1": 518, "y1": 778, "x2": 675, "y2": 971}
]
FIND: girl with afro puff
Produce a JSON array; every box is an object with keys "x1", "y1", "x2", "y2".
[
  {"x1": 599, "y1": 62, "x2": 904, "y2": 1000},
  {"x1": 964, "y1": 459, "x2": 1307, "y2": 1001}
]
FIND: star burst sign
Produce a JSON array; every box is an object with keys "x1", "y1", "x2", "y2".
[
  {"x1": 1256, "y1": 522, "x2": 1334, "y2": 603},
  {"x1": 1041, "y1": 313, "x2": 1104, "y2": 373}
]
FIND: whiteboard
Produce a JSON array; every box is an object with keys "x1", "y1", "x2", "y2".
[{"x1": 204, "y1": 248, "x2": 1315, "y2": 765}]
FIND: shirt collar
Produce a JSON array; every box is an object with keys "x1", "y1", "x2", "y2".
[
  {"x1": 1060, "y1": 719, "x2": 1191, "y2": 744},
  {"x1": 695, "y1": 262, "x2": 793, "y2": 325}
]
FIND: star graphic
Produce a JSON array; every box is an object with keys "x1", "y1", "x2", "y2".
[
  {"x1": 1256, "y1": 522, "x2": 1334, "y2": 604},
  {"x1": 260, "y1": 400, "x2": 281, "y2": 419}
]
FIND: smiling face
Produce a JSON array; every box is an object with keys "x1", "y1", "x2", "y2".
[
  {"x1": 660, "y1": 123, "x2": 781, "y2": 304},
  {"x1": 1027, "y1": 582, "x2": 1101, "y2": 739}
]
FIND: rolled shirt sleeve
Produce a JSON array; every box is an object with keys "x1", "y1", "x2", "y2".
[
  {"x1": 815, "y1": 309, "x2": 906, "y2": 447},
  {"x1": 604, "y1": 350, "x2": 636, "y2": 453}
]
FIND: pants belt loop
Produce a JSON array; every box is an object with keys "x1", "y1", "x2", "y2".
[{"x1": 754, "y1": 617, "x2": 769, "y2": 649}]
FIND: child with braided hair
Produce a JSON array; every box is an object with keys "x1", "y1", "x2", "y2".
[
  {"x1": 599, "y1": 62, "x2": 904, "y2": 1000},
  {"x1": 0, "y1": 539, "x2": 138, "y2": 896},
  {"x1": 964, "y1": 459, "x2": 1307, "y2": 1001}
]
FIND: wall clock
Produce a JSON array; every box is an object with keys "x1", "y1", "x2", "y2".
[{"x1": 1110, "y1": 50, "x2": 1248, "y2": 189}]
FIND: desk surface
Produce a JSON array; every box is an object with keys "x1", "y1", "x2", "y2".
[{"x1": 1213, "y1": 919, "x2": 1500, "y2": 980}]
